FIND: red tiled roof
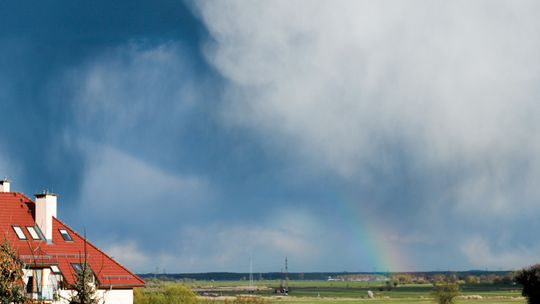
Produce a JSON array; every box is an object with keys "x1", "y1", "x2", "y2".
[{"x1": 0, "y1": 192, "x2": 145, "y2": 289}]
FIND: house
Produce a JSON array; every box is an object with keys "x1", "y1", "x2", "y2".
[{"x1": 0, "y1": 179, "x2": 145, "y2": 303}]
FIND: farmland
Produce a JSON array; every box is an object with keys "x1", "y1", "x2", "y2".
[{"x1": 140, "y1": 279, "x2": 526, "y2": 304}]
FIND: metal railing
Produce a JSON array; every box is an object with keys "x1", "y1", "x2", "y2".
[
  {"x1": 102, "y1": 274, "x2": 134, "y2": 280},
  {"x1": 25, "y1": 283, "x2": 60, "y2": 301},
  {"x1": 21, "y1": 253, "x2": 89, "y2": 259}
]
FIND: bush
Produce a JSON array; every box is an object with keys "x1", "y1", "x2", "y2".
[
  {"x1": 133, "y1": 288, "x2": 151, "y2": 304},
  {"x1": 432, "y1": 278, "x2": 460, "y2": 304},
  {"x1": 134, "y1": 285, "x2": 197, "y2": 304},
  {"x1": 515, "y1": 264, "x2": 540, "y2": 304},
  {"x1": 164, "y1": 285, "x2": 198, "y2": 304}
]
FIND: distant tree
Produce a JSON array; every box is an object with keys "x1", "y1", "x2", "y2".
[
  {"x1": 432, "y1": 277, "x2": 460, "y2": 304},
  {"x1": 391, "y1": 274, "x2": 413, "y2": 286},
  {"x1": 501, "y1": 273, "x2": 515, "y2": 284},
  {"x1": 465, "y1": 275, "x2": 480, "y2": 284},
  {"x1": 431, "y1": 274, "x2": 446, "y2": 283},
  {"x1": 0, "y1": 238, "x2": 27, "y2": 304},
  {"x1": 515, "y1": 264, "x2": 540, "y2": 304}
]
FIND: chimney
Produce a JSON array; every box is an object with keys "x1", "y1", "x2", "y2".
[
  {"x1": 0, "y1": 179, "x2": 10, "y2": 192},
  {"x1": 35, "y1": 192, "x2": 57, "y2": 242}
]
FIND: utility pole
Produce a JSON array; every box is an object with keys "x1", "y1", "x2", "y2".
[
  {"x1": 249, "y1": 255, "x2": 254, "y2": 290},
  {"x1": 285, "y1": 256, "x2": 289, "y2": 294}
]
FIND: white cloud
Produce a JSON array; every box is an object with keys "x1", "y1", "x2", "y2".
[
  {"x1": 62, "y1": 42, "x2": 206, "y2": 141},
  {"x1": 74, "y1": 142, "x2": 216, "y2": 273},
  {"x1": 97, "y1": 209, "x2": 330, "y2": 273},
  {"x1": 175, "y1": 211, "x2": 323, "y2": 271},
  {"x1": 76, "y1": 142, "x2": 212, "y2": 224},
  {"x1": 58, "y1": 41, "x2": 214, "y2": 218},
  {"x1": 104, "y1": 241, "x2": 151, "y2": 271},
  {"x1": 462, "y1": 236, "x2": 539, "y2": 270},
  {"x1": 103, "y1": 240, "x2": 180, "y2": 273},
  {"x1": 112, "y1": 209, "x2": 330, "y2": 272},
  {"x1": 195, "y1": 1, "x2": 540, "y2": 215}
]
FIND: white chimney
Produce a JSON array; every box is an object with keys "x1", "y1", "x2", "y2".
[
  {"x1": 35, "y1": 192, "x2": 57, "y2": 242},
  {"x1": 0, "y1": 179, "x2": 10, "y2": 192}
]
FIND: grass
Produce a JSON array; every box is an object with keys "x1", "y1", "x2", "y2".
[
  {"x1": 270, "y1": 299, "x2": 523, "y2": 304},
  {"x1": 147, "y1": 280, "x2": 526, "y2": 304}
]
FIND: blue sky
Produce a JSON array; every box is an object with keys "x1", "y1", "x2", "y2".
[{"x1": 2, "y1": 0, "x2": 540, "y2": 273}]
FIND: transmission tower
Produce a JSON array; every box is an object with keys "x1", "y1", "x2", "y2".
[
  {"x1": 249, "y1": 256, "x2": 254, "y2": 290},
  {"x1": 285, "y1": 256, "x2": 289, "y2": 293}
]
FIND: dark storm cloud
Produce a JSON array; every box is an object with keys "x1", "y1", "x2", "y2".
[
  {"x1": 4, "y1": 0, "x2": 540, "y2": 273},
  {"x1": 0, "y1": 0, "x2": 205, "y2": 196},
  {"x1": 0, "y1": 0, "x2": 330, "y2": 272}
]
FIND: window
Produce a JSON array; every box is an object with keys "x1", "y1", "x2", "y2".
[
  {"x1": 34, "y1": 225, "x2": 46, "y2": 240},
  {"x1": 59, "y1": 229, "x2": 73, "y2": 241},
  {"x1": 50, "y1": 265, "x2": 61, "y2": 274},
  {"x1": 71, "y1": 263, "x2": 82, "y2": 272},
  {"x1": 26, "y1": 226, "x2": 42, "y2": 240},
  {"x1": 26, "y1": 276, "x2": 33, "y2": 293},
  {"x1": 12, "y1": 226, "x2": 26, "y2": 240},
  {"x1": 71, "y1": 264, "x2": 94, "y2": 282},
  {"x1": 25, "y1": 269, "x2": 43, "y2": 294}
]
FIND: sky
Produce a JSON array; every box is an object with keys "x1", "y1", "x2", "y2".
[{"x1": 2, "y1": 0, "x2": 540, "y2": 273}]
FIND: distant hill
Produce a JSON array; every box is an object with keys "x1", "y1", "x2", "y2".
[{"x1": 137, "y1": 270, "x2": 514, "y2": 282}]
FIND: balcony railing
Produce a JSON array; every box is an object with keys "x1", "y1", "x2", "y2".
[{"x1": 25, "y1": 283, "x2": 59, "y2": 301}]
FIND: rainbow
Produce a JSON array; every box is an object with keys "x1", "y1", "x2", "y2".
[{"x1": 337, "y1": 190, "x2": 412, "y2": 273}]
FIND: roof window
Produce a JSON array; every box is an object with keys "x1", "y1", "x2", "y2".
[
  {"x1": 26, "y1": 226, "x2": 42, "y2": 240},
  {"x1": 50, "y1": 265, "x2": 61, "y2": 274},
  {"x1": 71, "y1": 263, "x2": 82, "y2": 272},
  {"x1": 12, "y1": 226, "x2": 27, "y2": 240},
  {"x1": 34, "y1": 225, "x2": 46, "y2": 240},
  {"x1": 59, "y1": 229, "x2": 73, "y2": 241},
  {"x1": 71, "y1": 263, "x2": 95, "y2": 282}
]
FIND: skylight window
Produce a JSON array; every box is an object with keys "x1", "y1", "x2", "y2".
[
  {"x1": 71, "y1": 263, "x2": 94, "y2": 283},
  {"x1": 12, "y1": 226, "x2": 27, "y2": 240},
  {"x1": 71, "y1": 263, "x2": 82, "y2": 272},
  {"x1": 34, "y1": 225, "x2": 46, "y2": 240},
  {"x1": 50, "y1": 265, "x2": 61, "y2": 274},
  {"x1": 26, "y1": 226, "x2": 42, "y2": 240},
  {"x1": 59, "y1": 229, "x2": 73, "y2": 241}
]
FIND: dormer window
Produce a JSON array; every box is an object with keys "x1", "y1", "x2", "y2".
[
  {"x1": 59, "y1": 229, "x2": 73, "y2": 241},
  {"x1": 12, "y1": 226, "x2": 27, "y2": 240},
  {"x1": 26, "y1": 226, "x2": 42, "y2": 240}
]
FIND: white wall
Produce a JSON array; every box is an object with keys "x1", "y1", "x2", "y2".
[
  {"x1": 99, "y1": 289, "x2": 133, "y2": 304},
  {"x1": 57, "y1": 288, "x2": 133, "y2": 304}
]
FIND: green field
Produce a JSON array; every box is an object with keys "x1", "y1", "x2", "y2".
[{"x1": 170, "y1": 280, "x2": 526, "y2": 303}]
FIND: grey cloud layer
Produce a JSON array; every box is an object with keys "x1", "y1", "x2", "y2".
[
  {"x1": 194, "y1": 0, "x2": 540, "y2": 268},
  {"x1": 3, "y1": 0, "x2": 540, "y2": 272}
]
